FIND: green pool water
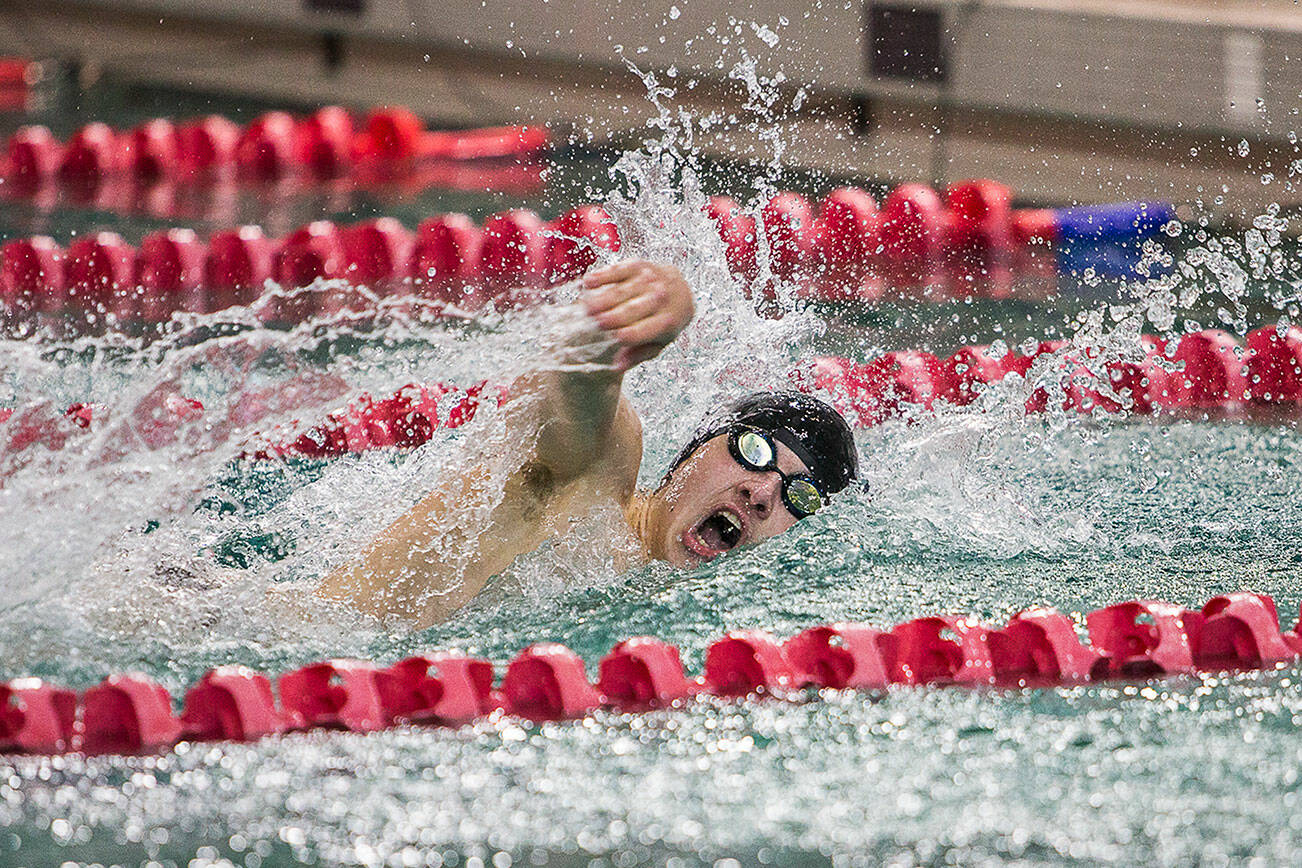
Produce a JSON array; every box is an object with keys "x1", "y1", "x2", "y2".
[
  {"x1": 2, "y1": 78, "x2": 1302, "y2": 867},
  {"x1": 4, "y1": 416, "x2": 1302, "y2": 867}
]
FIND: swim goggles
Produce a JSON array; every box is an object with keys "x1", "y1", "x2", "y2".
[{"x1": 727, "y1": 428, "x2": 826, "y2": 518}]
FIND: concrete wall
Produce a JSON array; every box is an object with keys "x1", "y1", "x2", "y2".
[
  {"x1": 3, "y1": 0, "x2": 1299, "y2": 211},
  {"x1": 71, "y1": 0, "x2": 1302, "y2": 142},
  {"x1": 924, "y1": 1, "x2": 1298, "y2": 139}
]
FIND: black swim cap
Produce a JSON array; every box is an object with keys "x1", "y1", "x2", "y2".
[{"x1": 665, "y1": 390, "x2": 858, "y2": 496}]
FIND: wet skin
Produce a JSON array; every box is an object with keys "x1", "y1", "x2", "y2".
[
  {"x1": 642, "y1": 433, "x2": 809, "y2": 566},
  {"x1": 319, "y1": 260, "x2": 808, "y2": 628}
]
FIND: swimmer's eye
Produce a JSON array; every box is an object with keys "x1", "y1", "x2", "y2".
[
  {"x1": 784, "y1": 477, "x2": 823, "y2": 516},
  {"x1": 728, "y1": 428, "x2": 827, "y2": 519},
  {"x1": 736, "y1": 430, "x2": 775, "y2": 469}
]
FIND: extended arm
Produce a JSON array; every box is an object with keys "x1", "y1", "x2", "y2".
[
  {"x1": 528, "y1": 260, "x2": 695, "y2": 480},
  {"x1": 317, "y1": 260, "x2": 694, "y2": 627}
]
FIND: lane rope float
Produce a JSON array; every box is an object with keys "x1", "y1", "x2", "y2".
[
  {"x1": 5, "y1": 321, "x2": 1298, "y2": 464},
  {"x1": 0, "y1": 185, "x2": 1173, "y2": 332},
  {"x1": 2, "y1": 592, "x2": 1299, "y2": 756},
  {"x1": 2, "y1": 106, "x2": 548, "y2": 187}
]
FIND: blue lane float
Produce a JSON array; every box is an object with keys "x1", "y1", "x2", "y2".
[{"x1": 1053, "y1": 200, "x2": 1178, "y2": 281}]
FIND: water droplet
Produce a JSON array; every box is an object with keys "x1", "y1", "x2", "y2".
[
  {"x1": 751, "y1": 22, "x2": 780, "y2": 47},
  {"x1": 1237, "y1": 139, "x2": 1250, "y2": 157}
]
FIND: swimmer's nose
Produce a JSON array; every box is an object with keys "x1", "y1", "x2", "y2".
[{"x1": 740, "y1": 473, "x2": 782, "y2": 518}]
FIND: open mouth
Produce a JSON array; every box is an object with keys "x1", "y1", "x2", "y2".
[{"x1": 684, "y1": 507, "x2": 745, "y2": 559}]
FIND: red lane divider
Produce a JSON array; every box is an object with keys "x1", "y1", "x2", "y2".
[
  {"x1": 278, "y1": 660, "x2": 392, "y2": 733},
  {"x1": 1, "y1": 179, "x2": 1145, "y2": 333},
  {"x1": 137, "y1": 228, "x2": 207, "y2": 322},
  {"x1": 179, "y1": 666, "x2": 289, "y2": 742},
  {"x1": 890, "y1": 615, "x2": 996, "y2": 686},
  {"x1": 204, "y1": 225, "x2": 275, "y2": 312},
  {"x1": 501, "y1": 644, "x2": 603, "y2": 721},
  {"x1": 597, "y1": 638, "x2": 696, "y2": 709},
  {"x1": 4, "y1": 321, "x2": 1300, "y2": 466},
  {"x1": 0, "y1": 679, "x2": 76, "y2": 754},
  {"x1": 4, "y1": 591, "x2": 1300, "y2": 756},
  {"x1": 706, "y1": 181, "x2": 1061, "y2": 303},
  {"x1": 379, "y1": 654, "x2": 496, "y2": 724},
  {"x1": 257, "y1": 381, "x2": 494, "y2": 461},
  {"x1": 799, "y1": 323, "x2": 1302, "y2": 427},
  {"x1": 0, "y1": 379, "x2": 493, "y2": 464},
  {"x1": 0, "y1": 206, "x2": 619, "y2": 331},
  {"x1": 879, "y1": 183, "x2": 951, "y2": 291},
  {"x1": 480, "y1": 209, "x2": 549, "y2": 293},
  {"x1": 0, "y1": 57, "x2": 35, "y2": 112},
  {"x1": 988, "y1": 608, "x2": 1103, "y2": 683},
  {"x1": 80, "y1": 674, "x2": 183, "y2": 754},
  {"x1": 1190, "y1": 594, "x2": 1298, "y2": 671},
  {"x1": 785, "y1": 623, "x2": 893, "y2": 689},
  {"x1": 696, "y1": 179, "x2": 1059, "y2": 302},
  {"x1": 1, "y1": 108, "x2": 547, "y2": 221},
  {"x1": 703, "y1": 630, "x2": 798, "y2": 696},
  {"x1": 3, "y1": 107, "x2": 548, "y2": 187}
]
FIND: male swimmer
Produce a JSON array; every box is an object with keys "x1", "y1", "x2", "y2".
[{"x1": 319, "y1": 260, "x2": 858, "y2": 627}]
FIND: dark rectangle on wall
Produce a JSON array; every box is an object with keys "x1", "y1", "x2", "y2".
[
  {"x1": 306, "y1": 0, "x2": 365, "y2": 15},
  {"x1": 867, "y1": 4, "x2": 948, "y2": 83}
]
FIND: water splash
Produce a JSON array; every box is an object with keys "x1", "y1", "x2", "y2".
[
  {"x1": 4, "y1": 35, "x2": 1302, "y2": 868},
  {"x1": 0, "y1": 53, "x2": 833, "y2": 674},
  {"x1": 0, "y1": 49, "x2": 1295, "y2": 687}
]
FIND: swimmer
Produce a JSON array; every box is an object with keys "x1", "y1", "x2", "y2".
[{"x1": 319, "y1": 260, "x2": 857, "y2": 627}]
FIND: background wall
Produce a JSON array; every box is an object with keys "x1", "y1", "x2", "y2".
[{"x1": 3, "y1": 0, "x2": 1299, "y2": 213}]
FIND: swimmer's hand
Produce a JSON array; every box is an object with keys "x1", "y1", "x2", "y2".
[{"x1": 581, "y1": 261, "x2": 695, "y2": 372}]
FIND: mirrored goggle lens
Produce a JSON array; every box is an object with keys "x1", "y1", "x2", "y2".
[
  {"x1": 737, "y1": 430, "x2": 775, "y2": 469},
  {"x1": 785, "y1": 478, "x2": 823, "y2": 515}
]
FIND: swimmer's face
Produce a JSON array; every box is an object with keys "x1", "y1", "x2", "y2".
[{"x1": 651, "y1": 432, "x2": 811, "y2": 565}]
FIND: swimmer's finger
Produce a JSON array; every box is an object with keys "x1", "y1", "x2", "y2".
[
  {"x1": 613, "y1": 311, "x2": 678, "y2": 347},
  {"x1": 592, "y1": 285, "x2": 668, "y2": 331},
  {"x1": 583, "y1": 260, "x2": 647, "y2": 289},
  {"x1": 581, "y1": 266, "x2": 655, "y2": 314},
  {"x1": 581, "y1": 279, "x2": 639, "y2": 317}
]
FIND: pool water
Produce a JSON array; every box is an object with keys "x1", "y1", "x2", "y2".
[{"x1": 3, "y1": 76, "x2": 1302, "y2": 866}]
